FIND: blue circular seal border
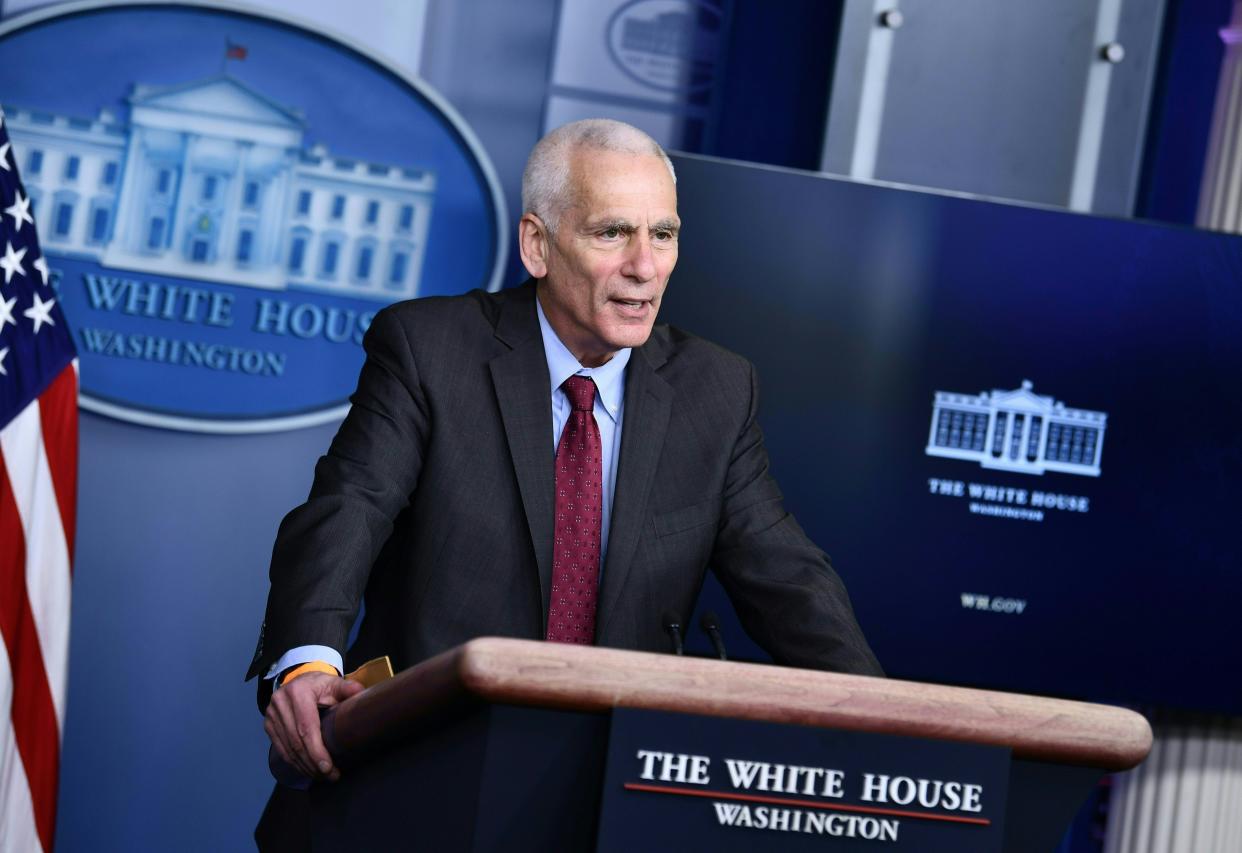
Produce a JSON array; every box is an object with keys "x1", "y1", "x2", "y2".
[{"x1": 0, "y1": 0, "x2": 508, "y2": 434}]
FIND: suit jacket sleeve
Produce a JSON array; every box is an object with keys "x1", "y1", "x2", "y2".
[
  {"x1": 246, "y1": 306, "x2": 427, "y2": 684},
  {"x1": 710, "y1": 362, "x2": 883, "y2": 677}
]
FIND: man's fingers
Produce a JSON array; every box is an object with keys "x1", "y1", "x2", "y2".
[
  {"x1": 273, "y1": 691, "x2": 318, "y2": 778},
  {"x1": 322, "y1": 677, "x2": 366, "y2": 706},
  {"x1": 263, "y1": 716, "x2": 294, "y2": 768},
  {"x1": 292, "y1": 684, "x2": 335, "y2": 777},
  {"x1": 265, "y1": 697, "x2": 304, "y2": 775},
  {"x1": 303, "y1": 677, "x2": 363, "y2": 780},
  {"x1": 261, "y1": 673, "x2": 364, "y2": 781}
]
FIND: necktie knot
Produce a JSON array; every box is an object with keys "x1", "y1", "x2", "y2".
[{"x1": 562, "y1": 375, "x2": 596, "y2": 413}]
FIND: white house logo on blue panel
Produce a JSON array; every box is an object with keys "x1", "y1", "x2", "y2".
[
  {"x1": 0, "y1": 2, "x2": 506, "y2": 433},
  {"x1": 607, "y1": 0, "x2": 722, "y2": 93},
  {"x1": 925, "y1": 381, "x2": 1107, "y2": 477},
  {"x1": 5, "y1": 76, "x2": 434, "y2": 302}
]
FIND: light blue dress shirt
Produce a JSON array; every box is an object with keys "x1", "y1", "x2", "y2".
[{"x1": 267, "y1": 297, "x2": 631, "y2": 680}]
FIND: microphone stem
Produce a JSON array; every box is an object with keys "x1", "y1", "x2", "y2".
[{"x1": 666, "y1": 623, "x2": 684, "y2": 656}]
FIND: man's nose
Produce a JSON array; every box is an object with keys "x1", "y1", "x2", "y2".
[{"x1": 622, "y1": 232, "x2": 658, "y2": 282}]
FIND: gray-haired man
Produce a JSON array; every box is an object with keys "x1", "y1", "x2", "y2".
[{"x1": 248, "y1": 119, "x2": 881, "y2": 841}]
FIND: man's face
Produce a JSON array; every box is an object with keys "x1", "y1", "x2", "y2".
[{"x1": 527, "y1": 147, "x2": 680, "y2": 367}]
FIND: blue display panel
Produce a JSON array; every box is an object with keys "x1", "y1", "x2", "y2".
[{"x1": 666, "y1": 153, "x2": 1241, "y2": 713}]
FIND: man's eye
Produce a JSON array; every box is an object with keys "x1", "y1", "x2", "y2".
[{"x1": 601, "y1": 228, "x2": 620, "y2": 239}]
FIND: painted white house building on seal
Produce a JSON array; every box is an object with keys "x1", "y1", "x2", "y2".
[
  {"x1": 3, "y1": 75, "x2": 435, "y2": 301},
  {"x1": 925, "y1": 380, "x2": 1106, "y2": 477}
]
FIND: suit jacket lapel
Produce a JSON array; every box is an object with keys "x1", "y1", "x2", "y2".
[
  {"x1": 598, "y1": 338, "x2": 673, "y2": 636},
  {"x1": 489, "y1": 285, "x2": 555, "y2": 628}
]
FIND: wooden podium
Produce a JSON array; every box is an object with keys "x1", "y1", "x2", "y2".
[{"x1": 310, "y1": 638, "x2": 1151, "y2": 852}]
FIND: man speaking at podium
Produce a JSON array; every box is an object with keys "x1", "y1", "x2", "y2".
[{"x1": 246, "y1": 119, "x2": 881, "y2": 833}]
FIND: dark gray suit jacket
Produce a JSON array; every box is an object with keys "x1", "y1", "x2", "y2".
[{"x1": 247, "y1": 281, "x2": 880, "y2": 690}]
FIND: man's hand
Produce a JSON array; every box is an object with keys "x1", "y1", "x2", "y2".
[{"x1": 263, "y1": 672, "x2": 365, "y2": 782}]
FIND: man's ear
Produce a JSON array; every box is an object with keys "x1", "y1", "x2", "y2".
[{"x1": 518, "y1": 213, "x2": 550, "y2": 279}]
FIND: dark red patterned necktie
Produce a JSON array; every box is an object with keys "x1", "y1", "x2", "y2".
[{"x1": 546, "y1": 375, "x2": 603, "y2": 644}]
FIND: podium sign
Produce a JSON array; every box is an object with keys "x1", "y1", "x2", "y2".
[{"x1": 598, "y1": 708, "x2": 1010, "y2": 852}]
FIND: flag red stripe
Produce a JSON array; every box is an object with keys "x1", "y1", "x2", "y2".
[
  {"x1": 0, "y1": 455, "x2": 60, "y2": 852},
  {"x1": 37, "y1": 365, "x2": 78, "y2": 563}
]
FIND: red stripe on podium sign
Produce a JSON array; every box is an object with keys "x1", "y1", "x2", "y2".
[{"x1": 623, "y1": 782, "x2": 992, "y2": 826}]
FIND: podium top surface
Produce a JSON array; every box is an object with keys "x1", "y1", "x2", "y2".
[{"x1": 328, "y1": 638, "x2": 1151, "y2": 772}]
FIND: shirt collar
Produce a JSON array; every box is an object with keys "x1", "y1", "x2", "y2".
[{"x1": 536, "y1": 294, "x2": 630, "y2": 424}]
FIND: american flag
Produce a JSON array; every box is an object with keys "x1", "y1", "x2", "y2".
[{"x1": 0, "y1": 108, "x2": 79, "y2": 851}]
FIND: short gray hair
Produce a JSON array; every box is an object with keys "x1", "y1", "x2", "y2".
[{"x1": 521, "y1": 118, "x2": 676, "y2": 234}]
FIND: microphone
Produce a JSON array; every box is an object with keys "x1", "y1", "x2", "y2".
[
  {"x1": 661, "y1": 610, "x2": 685, "y2": 656},
  {"x1": 700, "y1": 611, "x2": 728, "y2": 661}
]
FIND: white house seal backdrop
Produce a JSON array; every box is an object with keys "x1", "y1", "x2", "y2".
[{"x1": 0, "y1": 0, "x2": 506, "y2": 432}]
